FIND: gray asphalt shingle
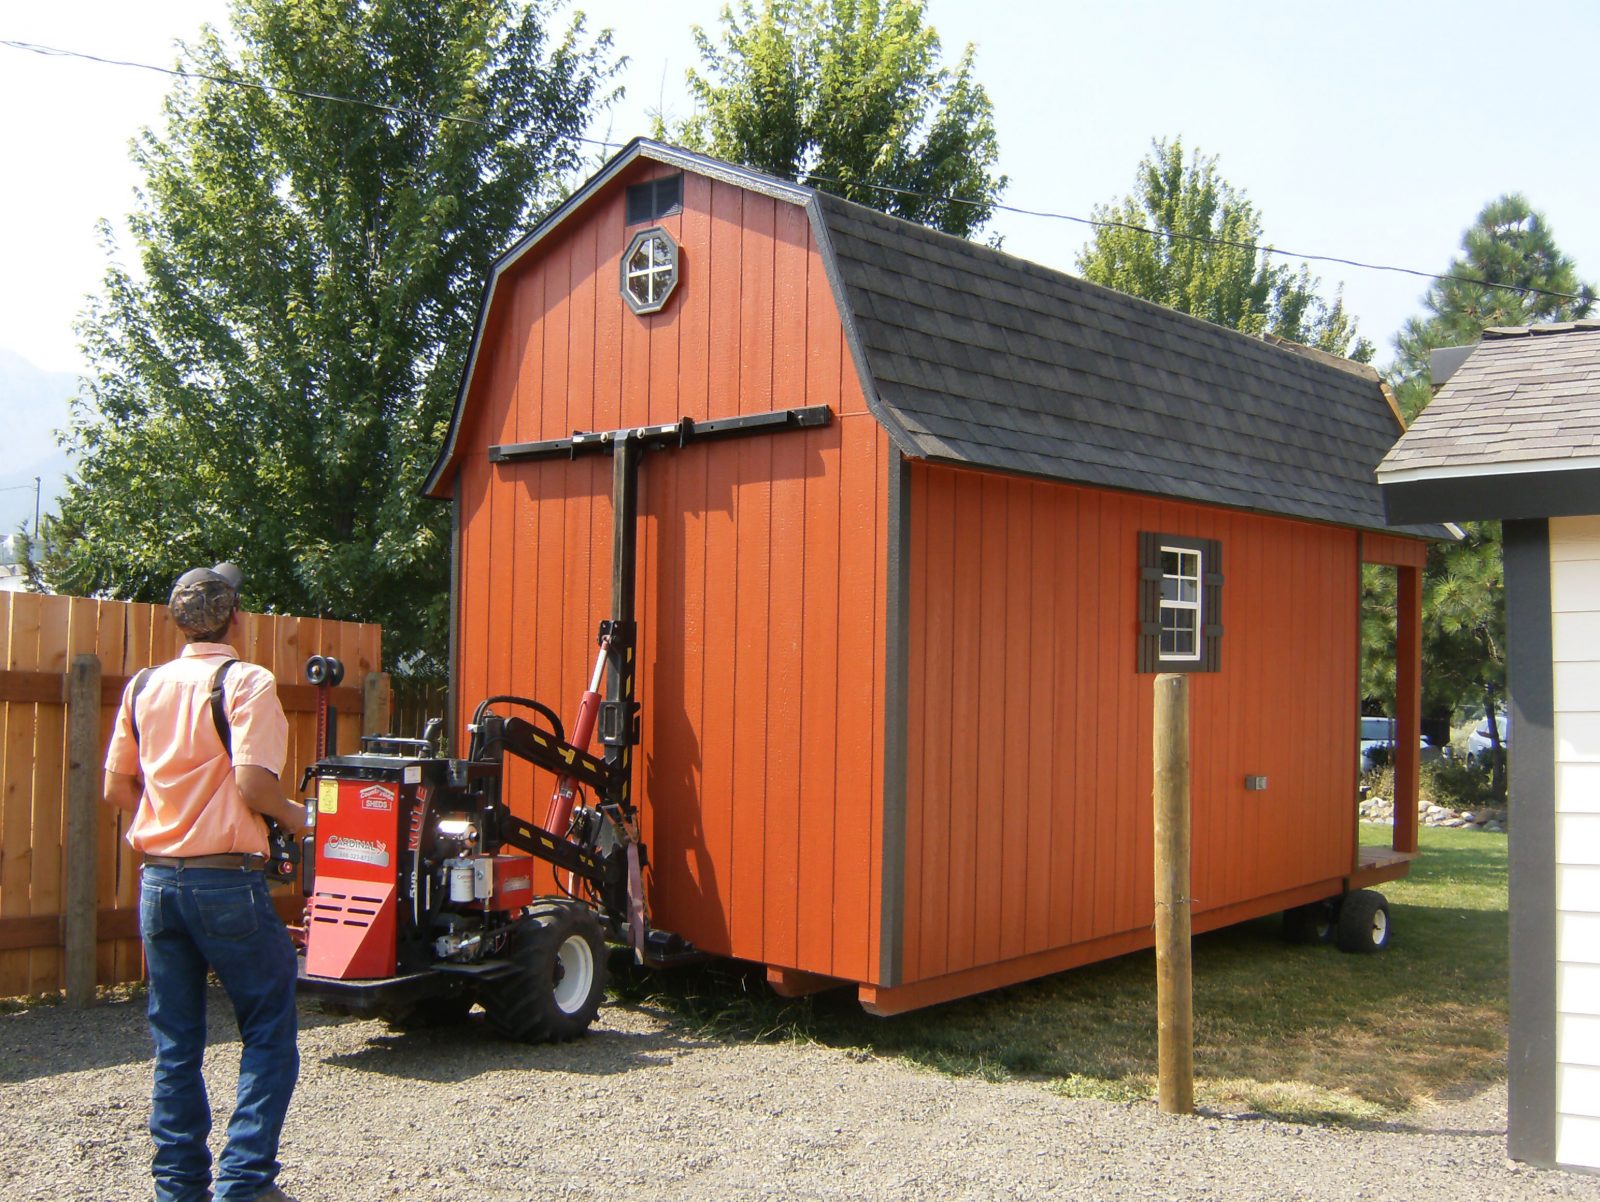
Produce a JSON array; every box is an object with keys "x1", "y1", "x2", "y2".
[
  {"x1": 1380, "y1": 323, "x2": 1600, "y2": 477},
  {"x1": 815, "y1": 193, "x2": 1414, "y2": 534}
]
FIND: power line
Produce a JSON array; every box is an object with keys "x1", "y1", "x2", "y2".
[
  {"x1": 0, "y1": 37, "x2": 627, "y2": 152},
  {"x1": 4, "y1": 36, "x2": 1594, "y2": 310},
  {"x1": 805, "y1": 171, "x2": 1596, "y2": 308}
]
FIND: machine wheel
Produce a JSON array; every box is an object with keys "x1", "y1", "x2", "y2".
[
  {"x1": 1335, "y1": 889, "x2": 1391, "y2": 954},
  {"x1": 1282, "y1": 899, "x2": 1338, "y2": 945},
  {"x1": 481, "y1": 901, "x2": 608, "y2": 1043}
]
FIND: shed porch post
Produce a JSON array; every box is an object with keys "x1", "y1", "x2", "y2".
[{"x1": 1392, "y1": 563, "x2": 1422, "y2": 855}]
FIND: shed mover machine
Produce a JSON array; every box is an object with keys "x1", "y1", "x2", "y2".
[{"x1": 293, "y1": 414, "x2": 820, "y2": 1040}]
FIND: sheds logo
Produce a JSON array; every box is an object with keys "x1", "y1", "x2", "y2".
[
  {"x1": 325, "y1": 835, "x2": 390, "y2": 868},
  {"x1": 359, "y1": 784, "x2": 396, "y2": 812}
]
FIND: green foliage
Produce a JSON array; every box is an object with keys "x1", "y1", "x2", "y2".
[
  {"x1": 1076, "y1": 139, "x2": 1372, "y2": 361},
  {"x1": 668, "y1": 0, "x2": 1006, "y2": 239},
  {"x1": 1425, "y1": 756, "x2": 1502, "y2": 811},
  {"x1": 1359, "y1": 564, "x2": 1396, "y2": 706},
  {"x1": 49, "y1": 0, "x2": 619, "y2": 669},
  {"x1": 1362, "y1": 756, "x2": 1501, "y2": 811}
]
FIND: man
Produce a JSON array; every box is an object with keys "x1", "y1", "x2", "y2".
[{"x1": 103, "y1": 563, "x2": 309, "y2": 1202}]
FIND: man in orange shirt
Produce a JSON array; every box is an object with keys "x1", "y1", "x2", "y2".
[{"x1": 104, "y1": 564, "x2": 309, "y2": 1202}]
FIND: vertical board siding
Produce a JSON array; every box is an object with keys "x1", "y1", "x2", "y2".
[
  {"x1": 452, "y1": 167, "x2": 889, "y2": 983},
  {"x1": 1548, "y1": 516, "x2": 1600, "y2": 1171},
  {"x1": 900, "y1": 463, "x2": 1360, "y2": 985}
]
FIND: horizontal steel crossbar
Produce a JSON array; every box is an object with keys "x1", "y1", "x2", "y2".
[{"x1": 488, "y1": 404, "x2": 832, "y2": 463}]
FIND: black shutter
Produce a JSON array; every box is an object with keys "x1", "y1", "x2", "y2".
[
  {"x1": 1201, "y1": 538, "x2": 1223, "y2": 672},
  {"x1": 1137, "y1": 532, "x2": 1162, "y2": 673}
]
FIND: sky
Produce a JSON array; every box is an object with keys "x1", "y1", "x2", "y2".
[{"x1": 2, "y1": 0, "x2": 1598, "y2": 504}]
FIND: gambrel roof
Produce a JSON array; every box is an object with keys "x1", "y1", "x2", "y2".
[{"x1": 427, "y1": 140, "x2": 1433, "y2": 538}]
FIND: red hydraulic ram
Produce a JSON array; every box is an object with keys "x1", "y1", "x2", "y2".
[{"x1": 542, "y1": 635, "x2": 610, "y2": 836}]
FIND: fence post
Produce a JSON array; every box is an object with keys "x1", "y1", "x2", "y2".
[
  {"x1": 1154, "y1": 672, "x2": 1194, "y2": 1114},
  {"x1": 363, "y1": 671, "x2": 391, "y2": 736},
  {"x1": 64, "y1": 653, "x2": 102, "y2": 1007}
]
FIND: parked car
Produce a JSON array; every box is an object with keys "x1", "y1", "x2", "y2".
[
  {"x1": 1359, "y1": 716, "x2": 1440, "y2": 774},
  {"x1": 1467, "y1": 713, "x2": 1511, "y2": 764}
]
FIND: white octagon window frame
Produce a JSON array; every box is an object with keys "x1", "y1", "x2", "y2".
[
  {"x1": 1159, "y1": 544, "x2": 1202, "y2": 663},
  {"x1": 621, "y1": 227, "x2": 679, "y2": 316}
]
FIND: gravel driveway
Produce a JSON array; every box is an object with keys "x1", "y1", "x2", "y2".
[{"x1": 3, "y1": 988, "x2": 1597, "y2": 1202}]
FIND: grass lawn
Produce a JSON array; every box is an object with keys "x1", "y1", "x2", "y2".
[{"x1": 616, "y1": 823, "x2": 1508, "y2": 1125}]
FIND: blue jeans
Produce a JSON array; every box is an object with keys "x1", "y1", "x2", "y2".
[{"x1": 139, "y1": 864, "x2": 300, "y2": 1202}]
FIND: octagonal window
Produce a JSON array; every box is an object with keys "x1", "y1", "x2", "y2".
[{"x1": 621, "y1": 228, "x2": 679, "y2": 315}]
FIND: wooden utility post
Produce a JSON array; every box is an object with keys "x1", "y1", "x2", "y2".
[
  {"x1": 64, "y1": 653, "x2": 102, "y2": 1007},
  {"x1": 1153, "y1": 672, "x2": 1194, "y2": 1114},
  {"x1": 363, "y1": 671, "x2": 392, "y2": 737}
]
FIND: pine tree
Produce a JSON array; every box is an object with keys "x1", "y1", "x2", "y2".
[{"x1": 1393, "y1": 193, "x2": 1593, "y2": 419}]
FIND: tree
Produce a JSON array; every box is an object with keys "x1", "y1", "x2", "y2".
[
  {"x1": 1385, "y1": 196, "x2": 1592, "y2": 798},
  {"x1": 668, "y1": 0, "x2": 1006, "y2": 239},
  {"x1": 1076, "y1": 139, "x2": 1373, "y2": 361},
  {"x1": 48, "y1": 0, "x2": 618, "y2": 671},
  {"x1": 1392, "y1": 193, "x2": 1593, "y2": 420}
]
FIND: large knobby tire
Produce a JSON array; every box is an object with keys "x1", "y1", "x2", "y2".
[
  {"x1": 1282, "y1": 899, "x2": 1338, "y2": 945},
  {"x1": 1335, "y1": 889, "x2": 1391, "y2": 954},
  {"x1": 482, "y1": 901, "x2": 608, "y2": 1043}
]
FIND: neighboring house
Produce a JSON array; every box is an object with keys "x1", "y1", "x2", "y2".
[
  {"x1": 424, "y1": 139, "x2": 1438, "y2": 1014},
  {"x1": 1379, "y1": 320, "x2": 1600, "y2": 1173}
]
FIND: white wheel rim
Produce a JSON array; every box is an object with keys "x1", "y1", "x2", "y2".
[
  {"x1": 1370, "y1": 908, "x2": 1388, "y2": 944},
  {"x1": 553, "y1": 933, "x2": 595, "y2": 1014}
]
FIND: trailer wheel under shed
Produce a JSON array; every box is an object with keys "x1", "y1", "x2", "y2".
[{"x1": 423, "y1": 139, "x2": 1443, "y2": 1014}]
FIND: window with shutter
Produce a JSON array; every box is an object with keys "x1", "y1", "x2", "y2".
[{"x1": 1137, "y1": 532, "x2": 1222, "y2": 673}]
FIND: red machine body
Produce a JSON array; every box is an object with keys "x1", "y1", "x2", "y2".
[
  {"x1": 482, "y1": 855, "x2": 536, "y2": 911},
  {"x1": 306, "y1": 777, "x2": 407, "y2": 980},
  {"x1": 302, "y1": 766, "x2": 550, "y2": 983}
]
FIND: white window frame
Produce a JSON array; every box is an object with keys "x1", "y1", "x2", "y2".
[{"x1": 1159, "y1": 544, "x2": 1202, "y2": 663}]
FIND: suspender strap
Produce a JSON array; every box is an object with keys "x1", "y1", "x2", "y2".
[
  {"x1": 210, "y1": 659, "x2": 237, "y2": 758},
  {"x1": 130, "y1": 658, "x2": 238, "y2": 760},
  {"x1": 128, "y1": 667, "x2": 154, "y2": 745}
]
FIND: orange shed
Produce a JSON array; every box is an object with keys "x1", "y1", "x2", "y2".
[{"x1": 423, "y1": 140, "x2": 1438, "y2": 1014}]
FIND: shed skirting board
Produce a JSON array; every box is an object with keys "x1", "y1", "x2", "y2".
[
  {"x1": 1505, "y1": 518, "x2": 1559, "y2": 1167},
  {"x1": 1548, "y1": 517, "x2": 1600, "y2": 1172},
  {"x1": 859, "y1": 877, "x2": 1346, "y2": 1016}
]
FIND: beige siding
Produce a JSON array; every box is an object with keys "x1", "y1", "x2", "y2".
[{"x1": 1548, "y1": 515, "x2": 1600, "y2": 1170}]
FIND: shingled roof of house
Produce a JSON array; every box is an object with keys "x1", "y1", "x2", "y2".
[
  {"x1": 1381, "y1": 321, "x2": 1600, "y2": 474},
  {"x1": 429, "y1": 140, "x2": 1434, "y2": 539},
  {"x1": 1378, "y1": 321, "x2": 1600, "y2": 524}
]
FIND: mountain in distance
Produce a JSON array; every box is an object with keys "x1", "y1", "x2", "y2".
[{"x1": 0, "y1": 347, "x2": 79, "y2": 536}]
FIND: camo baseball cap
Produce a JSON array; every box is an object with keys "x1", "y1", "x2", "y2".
[{"x1": 168, "y1": 562, "x2": 243, "y2": 634}]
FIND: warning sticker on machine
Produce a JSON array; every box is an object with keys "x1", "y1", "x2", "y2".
[
  {"x1": 359, "y1": 784, "x2": 396, "y2": 812},
  {"x1": 325, "y1": 835, "x2": 390, "y2": 869},
  {"x1": 317, "y1": 780, "x2": 338, "y2": 815}
]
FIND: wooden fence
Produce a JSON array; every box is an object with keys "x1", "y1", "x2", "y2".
[{"x1": 0, "y1": 591, "x2": 383, "y2": 999}]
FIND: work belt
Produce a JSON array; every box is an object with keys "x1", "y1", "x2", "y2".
[{"x1": 141, "y1": 853, "x2": 267, "y2": 871}]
